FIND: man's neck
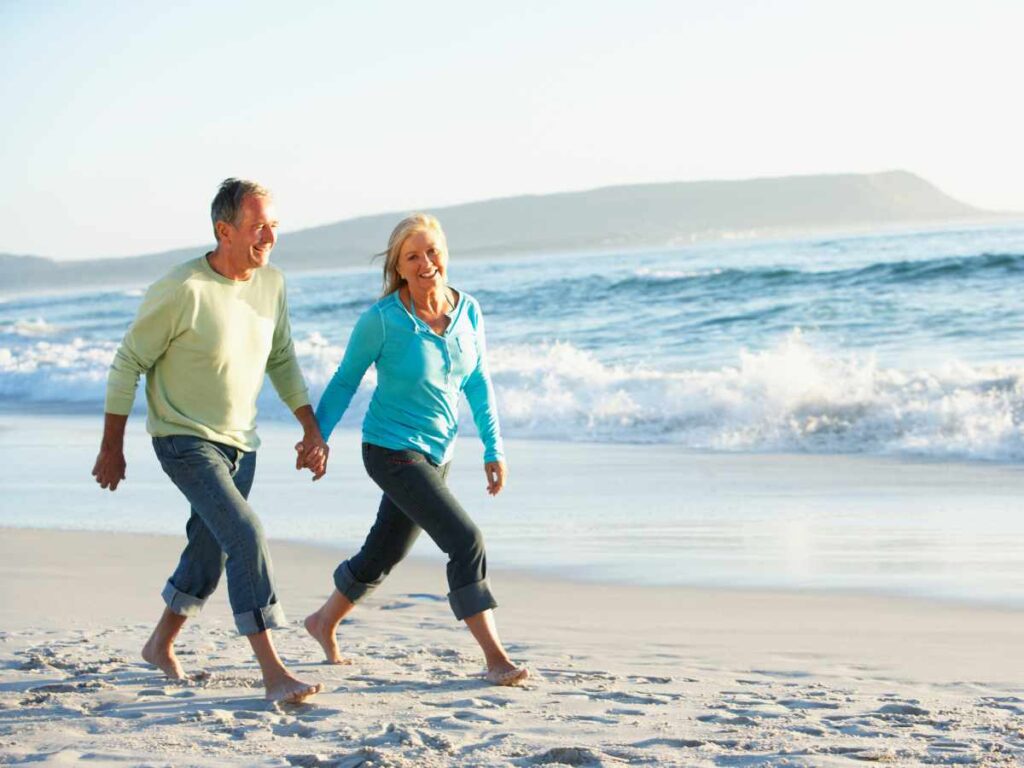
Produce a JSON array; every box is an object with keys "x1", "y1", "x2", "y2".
[{"x1": 206, "y1": 248, "x2": 253, "y2": 282}]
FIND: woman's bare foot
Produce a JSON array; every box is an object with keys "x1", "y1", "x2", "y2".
[
  {"x1": 264, "y1": 673, "x2": 323, "y2": 704},
  {"x1": 304, "y1": 612, "x2": 350, "y2": 665},
  {"x1": 141, "y1": 636, "x2": 185, "y2": 680},
  {"x1": 484, "y1": 660, "x2": 530, "y2": 687}
]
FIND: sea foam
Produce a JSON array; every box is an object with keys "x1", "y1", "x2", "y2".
[{"x1": 4, "y1": 329, "x2": 1022, "y2": 461}]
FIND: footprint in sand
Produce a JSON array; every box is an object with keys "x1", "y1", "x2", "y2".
[
  {"x1": 979, "y1": 696, "x2": 1024, "y2": 715},
  {"x1": 627, "y1": 675, "x2": 673, "y2": 685},
  {"x1": 778, "y1": 698, "x2": 841, "y2": 710},
  {"x1": 424, "y1": 697, "x2": 504, "y2": 709},
  {"x1": 379, "y1": 601, "x2": 417, "y2": 611},
  {"x1": 528, "y1": 746, "x2": 603, "y2": 766},
  {"x1": 630, "y1": 737, "x2": 706, "y2": 749},
  {"x1": 273, "y1": 721, "x2": 318, "y2": 738},
  {"x1": 452, "y1": 709, "x2": 502, "y2": 724},
  {"x1": 537, "y1": 668, "x2": 618, "y2": 684},
  {"x1": 697, "y1": 713, "x2": 758, "y2": 726},
  {"x1": 873, "y1": 702, "x2": 931, "y2": 717}
]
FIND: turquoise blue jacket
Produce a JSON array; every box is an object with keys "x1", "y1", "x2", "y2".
[{"x1": 314, "y1": 290, "x2": 504, "y2": 465}]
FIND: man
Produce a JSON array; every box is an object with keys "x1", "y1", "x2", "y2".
[{"x1": 92, "y1": 178, "x2": 327, "y2": 703}]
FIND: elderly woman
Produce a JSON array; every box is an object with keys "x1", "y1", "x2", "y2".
[{"x1": 302, "y1": 213, "x2": 528, "y2": 686}]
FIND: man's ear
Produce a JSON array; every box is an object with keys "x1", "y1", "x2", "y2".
[{"x1": 214, "y1": 219, "x2": 231, "y2": 244}]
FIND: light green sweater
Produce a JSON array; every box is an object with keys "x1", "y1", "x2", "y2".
[{"x1": 105, "y1": 256, "x2": 309, "y2": 451}]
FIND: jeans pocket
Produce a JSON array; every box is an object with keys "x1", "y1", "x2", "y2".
[
  {"x1": 387, "y1": 450, "x2": 426, "y2": 466},
  {"x1": 153, "y1": 435, "x2": 178, "y2": 460}
]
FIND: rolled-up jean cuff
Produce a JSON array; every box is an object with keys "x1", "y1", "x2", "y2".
[
  {"x1": 162, "y1": 580, "x2": 207, "y2": 617},
  {"x1": 448, "y1": 579, "x2": 498, "y2": 621},
  {"x1": 333, "y1": 560, "x2": 381, "y2": 603},
  {"x1": 233, "y1": 602, "x2": 288, "y2": 636}
]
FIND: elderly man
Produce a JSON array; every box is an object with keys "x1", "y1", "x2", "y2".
[{"x1": 92, "y1": 178, "x2": 326, "y2": 703}]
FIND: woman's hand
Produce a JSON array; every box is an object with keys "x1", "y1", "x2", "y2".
[
  {"x1": 295, "y1": 433, "x2": 329, "y2": 481},
  {"x1": 484, "y1": 460, "x2": 507, "y2": 496}
]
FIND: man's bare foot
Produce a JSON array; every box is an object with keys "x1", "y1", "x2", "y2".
[
  {"x1": 141, "y1": 637, "x2": 185, "y2": 680},
  {"x1": 304, "y1": 612, "x2": 351, "y2": 665},
  {"x1": 264, "y1": 674, "x2": 323, "y2": 704},
  {"x1": 484, "y1": 660, "x2": 530, "y2": 687}
]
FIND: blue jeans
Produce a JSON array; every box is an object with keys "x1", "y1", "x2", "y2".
[
  {"x1": 333, "y1": 443, "x2": 498, "y2": 621},
  {"x1": 152, "y1": 435, "x2": 286, "y2": 635}
]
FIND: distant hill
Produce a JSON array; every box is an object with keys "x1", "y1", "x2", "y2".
[{"x1": 1, "y1": 170, "x2": 1003, "y2": 295}]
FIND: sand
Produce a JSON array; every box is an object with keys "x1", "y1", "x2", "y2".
[{"x1": 1, "y1": 527, "x2": 1023, "y2": 767}]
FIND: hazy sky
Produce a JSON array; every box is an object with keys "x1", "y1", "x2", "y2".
[{"x1": 2, "y1": 0, "x2": 1021, "y2": 261}]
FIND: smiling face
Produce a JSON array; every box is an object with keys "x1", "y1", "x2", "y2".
[
  {"x1": 220, "y1": 194, "x2": 278, "y2": 271},
  {"x1": 395, "y1": 228, "x2": 448, "y2": 291}
]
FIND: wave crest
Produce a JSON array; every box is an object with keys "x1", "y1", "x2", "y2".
[
  {"x1": 2, "y1": 331, "x2": 1022, "y2": 460},
  {"x1": 483, "y1": 332, "x2": 1024, "y2": 460}
]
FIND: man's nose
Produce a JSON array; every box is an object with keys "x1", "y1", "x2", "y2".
[{"x1": 263, "y1": 226, "x2": 276, "y2": 246}]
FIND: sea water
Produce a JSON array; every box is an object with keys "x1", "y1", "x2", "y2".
[{"x1": 3, "y1": 223, "x2": 1024, "y2": 603}]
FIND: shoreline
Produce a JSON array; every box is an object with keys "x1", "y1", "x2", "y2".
[
  {"x1": 2, "y1": 527, "x2": 1022, "y2": 685},
  {"x1": 4, "y1": 411, "x2": 1024, "y2": 608},
  {"x1": 6, "y1": 522, "x2": 1020, "y2": 615}
]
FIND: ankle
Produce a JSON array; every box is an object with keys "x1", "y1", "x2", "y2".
[
  {"x1": 145, "y1": 634, "x2": 173, "y2": 650},
  {"x1": 264, "y1": 667, "x2": 303, "y2": 689},
  {"x1": 485, "y1": 652, "x2": 512, "y2": 669}
]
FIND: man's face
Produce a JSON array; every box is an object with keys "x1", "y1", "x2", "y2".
[{"x1": 224, "y1": 194, "x2": 278, "y2": 270}]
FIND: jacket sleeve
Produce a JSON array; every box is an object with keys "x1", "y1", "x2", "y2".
[
  {"x1": 104, "y1": 278, "x2": 189, "y2": 415},
  {"x1": 266, "y1": 276, "x2": 311, "y2": 412},
  {"x1": 315, "y1": 306, "x2": 385, "y2": 441},
  {"x1": 462, "y1": 308, "x2": 505, "y2": 462}
]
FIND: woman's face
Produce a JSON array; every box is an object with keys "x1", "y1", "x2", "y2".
[{"x1": 396, "y1": 229, "x2": 448, "y2": 291}]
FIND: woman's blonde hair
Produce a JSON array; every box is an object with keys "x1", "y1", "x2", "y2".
[{"x1": 380, "y1": 213, "x2": 449, "y2": 297}]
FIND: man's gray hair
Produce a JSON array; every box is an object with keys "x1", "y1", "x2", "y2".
[{"x1": 210, "y1": 178, "x2": 271, "y2": 239}]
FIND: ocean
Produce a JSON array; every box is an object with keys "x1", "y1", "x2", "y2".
[
  {"x1": 3, "y1": 223, "x2": 1024, "y2": 606},
  {"x1": 4, "y1": 222, "x2": 1024, "y2": 461}
]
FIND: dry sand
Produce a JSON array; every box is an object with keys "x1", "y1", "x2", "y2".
[{"x1": 1, "y1": 527, "x2": 1023, "y2": 767}]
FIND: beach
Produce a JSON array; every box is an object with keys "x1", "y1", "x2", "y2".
[
  {"x1": 2, "y1": 415, "x2": 1024, "y2": 766},
  {"x1": 2, "y1": 528, "x2": 1024, "y2": 767}
]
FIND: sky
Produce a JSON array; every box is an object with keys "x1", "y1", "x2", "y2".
[{"x1": 2, "y1": 0, "x2": 1022, "y2": 261}]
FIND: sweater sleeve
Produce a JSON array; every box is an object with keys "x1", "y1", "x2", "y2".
[
  {"x1": 104, "y1": 278, "x2": 188, "y2": 415},
  {"x1": 266, "y1": 277, "x2": 311, "y2": 412},
  {"x1": 315, "y1": 306, "x2": 385, "y2": 441},
  {"x1": 462, "y1": 308, "x2": 505, "y2": 463}
]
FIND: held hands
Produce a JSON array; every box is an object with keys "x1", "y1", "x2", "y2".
[
  {"x1": 485, "y1": 460, "x2": 507, "y2": 496},
  {"x1": 295, "y1": 430, "x2": 329, "y2": 481},
  {"x1": 92, "y1": 447, "x2": 126, "y2": 491}
]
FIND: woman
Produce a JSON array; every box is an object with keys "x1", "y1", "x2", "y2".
[{"x1": 302, "y1": 213, "x2": 529, "y2": 686}]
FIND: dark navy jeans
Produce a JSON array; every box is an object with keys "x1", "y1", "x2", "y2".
[
  {"x1": 152, "y1": 435, "x2": 286, "y2": 635},
  {"x1": 333, "y1": 443, "x2": 497, "y2": 621}
]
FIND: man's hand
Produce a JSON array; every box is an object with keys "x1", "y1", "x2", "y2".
[
  {"x1": 93, "y1": 412, "x2": 129, "y2": 491},
  {"x1": 484, "y1": 460, "x2": 507, "y2": 496},
  {"x1": 92, "y1": 448, "x2": 126, "y2": 490},
  {"x1": 295, "y1": 432, "x2": 329, "y2": 481},
  {"x1": 292, "y1": 404, "x2": 329, "y2": 481}
]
